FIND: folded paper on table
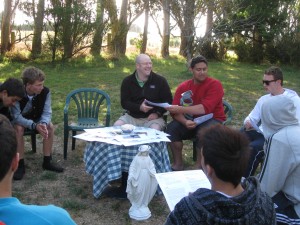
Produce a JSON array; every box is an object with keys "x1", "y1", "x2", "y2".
[
  {"x1": 145, "y1": 99, "x2": 171, "y2": 108},
  {"x1": 193, "y1": 113, "x2": 213, "y2": 125},
  {"x1": 155, "y1": 170, "x2": 211, "y2": 211},
  {"x1": 74, "y1": 126, "x2": 171, "y2": 146}
]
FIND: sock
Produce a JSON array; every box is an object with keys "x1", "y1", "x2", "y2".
[{"x1": 18, "y1": 158, "x2": 25, "y2": 168}]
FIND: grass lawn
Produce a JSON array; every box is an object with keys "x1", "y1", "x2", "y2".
[{"x1": 1, "y1": 55, "x2": 299, "y2": 224}]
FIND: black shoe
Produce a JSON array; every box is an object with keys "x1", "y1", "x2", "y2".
[
  {"x1": 13, "y1": 165, "x2": 25, "y2": 180},
  {"x1": 42, "y1": 162, "x2": 64, "y2": 173}
]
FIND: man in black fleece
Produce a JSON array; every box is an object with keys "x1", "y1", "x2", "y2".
[{"x1": 114, "y1": 53, "x2": 172, "y2": 131}]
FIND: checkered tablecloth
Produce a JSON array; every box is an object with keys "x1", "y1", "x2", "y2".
[{"x1": 84, "y1": 141, "x2": 171, "y2": 198}]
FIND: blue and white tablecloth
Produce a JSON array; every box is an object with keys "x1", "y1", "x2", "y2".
[{"x1": 84, "y1": 141, "x2": 171, "y2": 198}]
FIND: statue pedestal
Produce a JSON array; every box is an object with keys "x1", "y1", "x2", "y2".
[{"x1": 129, "y1": 205, "x2": 151, "y2": 220}]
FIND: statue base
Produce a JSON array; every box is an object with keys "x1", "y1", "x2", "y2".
[{"x1": 129, "y1": 206, "x2": 151, "y2": 221}]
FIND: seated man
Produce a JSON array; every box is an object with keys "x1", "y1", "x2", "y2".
[
  {"x1": 11, "y1": 67, "x2": 63, "y2": 181},
  {"x1": 114, "y1": 53, "x2": 173, "y2": 131},
  {"x1": 0, "y1": 114, "x2": 76, "y2": 225},
  {"x1": 0, "y1": 78, "x2": 25, "y2": 119},
  {"x1": 259, "y1": 95, "x2": 300, "y2": 224},
  {"x1": 165, "y1": 124, "x2": 276, "y2": 225},
  {"x1": 165, "y1": 55, "x2": 226, "y2": 171},
  {"x1": 242, "y1": 66, "x2": 300, "y2": 177}
]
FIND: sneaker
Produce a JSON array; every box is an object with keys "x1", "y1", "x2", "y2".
[
  {"x1": 13, "y1": 165, "x2": 25, "y2": 180},
  {"x1": 42, "y1": 162, "x2": 64, "y2": 173}
]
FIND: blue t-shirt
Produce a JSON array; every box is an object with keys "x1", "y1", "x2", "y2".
[{"x1": 0, "y1": 197, "x2": 76, "y2": 225}]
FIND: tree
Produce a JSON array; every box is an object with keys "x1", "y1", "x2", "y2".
[
  {"x1": 141, "y1": 0, "x2": 150, "y2": 53},
  {"x1": 213, "y1": 0, "x2": 293, "y2": 63},
  {"x1": 161, "y1": 0, "x2": 171, "y2": 58},
  {"x1": 42, "y1": 0, "x2": 95, "y2": 61},
  {"x1": 170, "y1": 0, "x2": 201, "y2": 58},
  {"x1": 90, "y1": 0, "x2": 106, "y2": 56},
  {"x1": 106, "y1": 0, "x2": 143, "y2": 57},
  {"x1": 1, "y1": 0, "x2": 19, "y2": 54},
  {"x1": 31, "y1": 0, "x2": 45, "y2": 58}
]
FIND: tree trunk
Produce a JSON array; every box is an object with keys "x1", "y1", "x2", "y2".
[
  {"x1": 140, "y1": 0, "x2": 149, "y2": 53},
  {"x1": 90, "y1": 0, "x2": 105, "y2": 56},
  {"x1": 1, "y1": 0, "x2": 12, "y2": 55},
  {"x1": 178, "y1": 0, "x2": 195, "y2": 59},
  {"x1": 252, "y1": 26, "x2": 263, "y2": 63},
  {"x1": 203, "y1": 1, "x2": 213, "y2": 58},
  {"x1": 32, "y1": 0, "x2": 45, "y2": 58},
  {"x1": 62, "y1": 0, "x2": 73, "y2": 60},
  {"x1": 161, "y1": 0, "x2": 170, "y2": 58}
]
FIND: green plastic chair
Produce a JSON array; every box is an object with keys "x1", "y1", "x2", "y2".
[
  {"x1": 63, "y1": 88, "x2": 111, "y2": 159},
  {"x1": 192, "y1": 100, "x2": 233, "y2": 161}
]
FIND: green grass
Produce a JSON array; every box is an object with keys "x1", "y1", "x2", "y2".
[
  {"x1": 4, "y1": 56, "x2": 300, "y2": 224},
  {"x1": 1, "y1": 56, "x2": 299, "y2": 131}
]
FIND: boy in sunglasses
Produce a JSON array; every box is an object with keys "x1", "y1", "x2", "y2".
[{"x1": 242, "y1": 66, "x2": 300, "y2": 177}]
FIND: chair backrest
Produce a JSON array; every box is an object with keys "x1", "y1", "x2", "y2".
[
  {"x1": 64, "y1": 88, "x2": 111, "y2": 127},
  {"x1": 222, "y1": 100, "x2": 233, "y2": 125}
]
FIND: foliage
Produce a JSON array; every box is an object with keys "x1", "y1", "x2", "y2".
[
  {"x1": 212, "y1": 0, "x2": 299, "y2": 64},
  {"x1": 129, "y1": 34, "x2": 143, "y2": 51},
  {"x1": 2, "y1": 57, "x2": 300, "y2": 224}
]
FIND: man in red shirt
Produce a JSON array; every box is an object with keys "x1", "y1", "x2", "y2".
[{"x1": 165, "y1": 55, "x2": 226, "y2": 171}]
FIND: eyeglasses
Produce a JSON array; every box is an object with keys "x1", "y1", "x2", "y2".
[{"x1": 262, "y1": 79, "x2": 278, "y2": 85}]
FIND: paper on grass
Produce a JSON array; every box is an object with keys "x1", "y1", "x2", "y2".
[
  {"x1": 155, "y1": 170, "x2": 211, "y2": 211},
  {"x1": 145, "y1": 99, "x2": 171, "y2": 108},
  {"x1": 193, "y1": 113, "x2": 213, "y2": 125}
]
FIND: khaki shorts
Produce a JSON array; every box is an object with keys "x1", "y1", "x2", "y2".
[{"x1": 117, "y1": 113, "x2": 166, "y2": 130}]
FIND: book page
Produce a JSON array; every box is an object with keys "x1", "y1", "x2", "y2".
[
  {"x1": 145, "y1": 99, "x2": 171, "y2": 108},
  {"x1": 193, "y1": 113, "x2": 213, "y2": 125},
  {"x1": 249, "y1": 118, "x2": 263, "y2": 134},
  {"x1": 155, "y1": 170, "x2": 211, "y2": 211}
]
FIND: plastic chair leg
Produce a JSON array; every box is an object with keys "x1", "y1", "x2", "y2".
[
  {"x1": 64, "y1": 129, "x2": 69, "y2": 160},
  {"x1": 31, "y1": 132, "x2": 37, "y2": 153}
]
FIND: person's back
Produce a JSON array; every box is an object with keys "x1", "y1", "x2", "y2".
[
  {"x1": 166, "y1": 177, "x2": 274, "y2": 225},
  {"x1": 165, "y1": 124, "x2": 276, "y2": 225},
  {"x1": 0, "y1": 197, "x2": 76, "y2": 225},
  {"x1": 0, "y1": 114, "x2": 76, "y2": 225},
  {"x1": 260, "y1": 95, "x2": 300, "y2": 224}
]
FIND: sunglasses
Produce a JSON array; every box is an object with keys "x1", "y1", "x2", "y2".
[{"x1": 262, "y1": 79, "x2": 278, "y2": 85}]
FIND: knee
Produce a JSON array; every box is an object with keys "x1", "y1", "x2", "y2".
[
  {"x1": 114, "y1": 120, "x2": 125, "y2": 126},
  {"x1": 47, "y1": 122, "x2": 54, "y2": 133}
]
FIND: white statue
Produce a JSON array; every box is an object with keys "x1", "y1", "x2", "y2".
[{"x1": 126, "y1": 145, "x2": 158, "y2": 220}]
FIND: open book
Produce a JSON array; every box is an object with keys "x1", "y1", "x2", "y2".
[{"x1": 155, "y1": 170, "x2": 211, "y2": 211}]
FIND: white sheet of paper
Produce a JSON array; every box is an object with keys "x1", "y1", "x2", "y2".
[
  {"x1": 193, "y1": 113, "x2": 213, "y2": 125},
  {"x1": 145, "y1": 99, "x2": 171, "y2": 108},
  {"x1": 155, "y1": 170, "x2": 211, "y2": 211},
  {"x1": 249, "y1": 118, "x2": 263, "y2": 134}
]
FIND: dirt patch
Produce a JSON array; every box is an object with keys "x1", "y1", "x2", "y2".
[{"x1": 12, "y1": 135, "x2": 170, "y2": 225}]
